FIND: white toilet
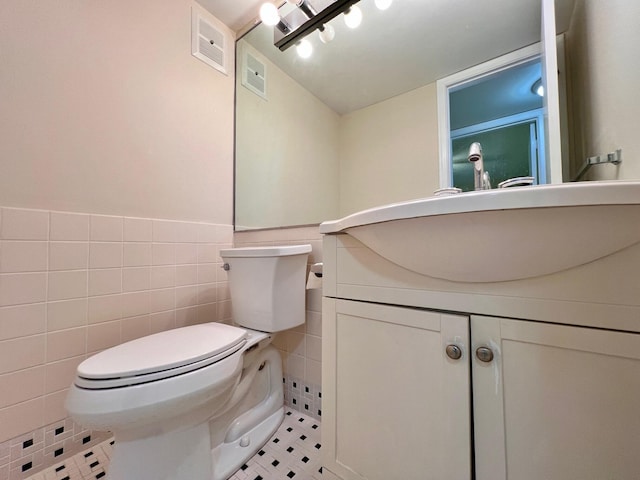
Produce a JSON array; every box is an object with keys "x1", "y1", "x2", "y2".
[{"x1": 66, "y1": 244, "x2": 311, "y2": 480}]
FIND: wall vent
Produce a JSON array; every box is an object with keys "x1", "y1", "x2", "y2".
[
  {"x1": 242, "y1": 50, "x2": 267, "y2": 99},
  {"x1": 191, "y1": 8, "x2": 228, "y2": 75}
]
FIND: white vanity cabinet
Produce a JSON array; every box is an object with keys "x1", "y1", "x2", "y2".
[
  {"x1": 321, "y1": 233, "x2": 640, "y2": 480},
  {"x1": 472, "y1": 315, "x2": 640, "y2": 480},
  {"x1": 321, "y1": 298, "x2": 472, "y2": 480}
]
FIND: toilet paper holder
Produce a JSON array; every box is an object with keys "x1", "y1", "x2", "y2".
[
  {"x1": 306, "y1": 263, "x2": 323, "y2": 290},
  {"x1": 310, "y1": 263, "x2": 323, "y2": 278}
]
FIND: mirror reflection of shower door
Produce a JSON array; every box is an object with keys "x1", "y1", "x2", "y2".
[{"x1": 451, "y1": 118, "x2": 543, "y2": 192}]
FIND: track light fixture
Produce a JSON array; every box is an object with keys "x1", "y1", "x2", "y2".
[
  {"x1": 286, "y1": 0, "x2": 318, "y2": 19},
  {"x1": 259, "y1": 0, "x2": 393, "y2": 58},
  {"x1": 260, "y1": 0, "x2": 360, "y2": 52}
]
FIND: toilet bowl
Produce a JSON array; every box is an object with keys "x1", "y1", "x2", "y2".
[{"x1": 66, "y1": 244, "x2": 311, "y2": 480}]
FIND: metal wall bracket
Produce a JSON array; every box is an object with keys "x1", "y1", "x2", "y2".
[{"x1": 572, "y1": 148, "x2": 622, "y2": 182}]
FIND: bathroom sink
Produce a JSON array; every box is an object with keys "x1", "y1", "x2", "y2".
[{"x1": 319, "y1": 181, "x2": 640, "y2": 282}]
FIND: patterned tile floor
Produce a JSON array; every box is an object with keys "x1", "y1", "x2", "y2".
[
  {"x1": 25, "y1": 440, "x2": 113, "y2": 480},
  {"x1": 26, "y1": 408, "x2": 322, "y2": 480},
  {"x1": 229, "y1": 409, "x2": 323, "y2": 480}
]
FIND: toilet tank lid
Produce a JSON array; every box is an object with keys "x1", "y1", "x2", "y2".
[{"x1": 220, "y1": 244, "x2": 311, "y2": 258}]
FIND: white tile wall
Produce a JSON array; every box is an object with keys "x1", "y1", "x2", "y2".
[
  {"x1": 1, "y1": 209, "x2": 49, "y2": 241},
  {"x1": 123, "y1": 217, "x2": 151, "y2": 242},
  {"x1": 0, "y1": 206, "x2": 233, "y2": 480},
  {"x1": 48, "y1": 243, "x2": 89, "y2": 271},
  {"x1": 89, "y1": 215, "x2": 123, "y2": 242},
  {"x1": 0, "y1": 304, "x2": 46, "y2": 341},
  {"x1": 50, "y1": 213, "x2": 89, "y2": 241}
]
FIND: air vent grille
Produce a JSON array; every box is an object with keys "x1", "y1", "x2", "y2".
[
  {"x1": 198, "y1": 36, "x2": 224, "y2": 67},
  {"x1": 191, "y1": 9, "x2": 227, "y2": 75},
  {"x1": 242, "y1": 51, "x2": 267, "y2": 99}
]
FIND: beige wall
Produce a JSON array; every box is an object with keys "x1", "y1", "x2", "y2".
[
  {"x1": 338, "y1": 83, "x2": 441, "y2": 216},
  {"x1": 0, "y1": 0, "x2": 234, "y2": 224},
  {"x1": 566, "y1": 0, "x2": 640, "y2": 181},
  {"x1": 235, "y1": 42, "x2": 341, "y2": 229}
]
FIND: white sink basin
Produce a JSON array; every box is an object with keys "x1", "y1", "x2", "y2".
[{"x1": 319, "y1": 181, "x2": 640, "y2": 283}]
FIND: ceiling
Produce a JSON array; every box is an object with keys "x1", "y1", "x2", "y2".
[
  {"x1": 450, "y1": 60, "x2": 543, "y2": 131},
  {"x1": 202, "y1": 0, "x2": 576, "y2": 115},
  {"x1": 197, "y1": 0, "x2": 263, "y2": 32}
]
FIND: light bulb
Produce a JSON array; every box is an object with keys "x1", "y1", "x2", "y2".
[
  {"x1": 344, "y1": 5, "x2": 362, "y2": 29},
  {"x1": 318, "y1": 24, "x2": 335, "y2": 44},
  {"x1": 532, "y1": 79, "x2": 545, "y2": 97},
  {"x1": 374, "y1": 0, "x2": 393, "y2": 10},
  {"x1": 259, "y1": 2, "x2": 280, "y2": 26},
  {"x1": 296, "y1": 39, "x2": 313, "y2": 58}
]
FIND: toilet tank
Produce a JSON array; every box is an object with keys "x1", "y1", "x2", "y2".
[{"x1": 220, "y1": 244, "x2": 311, "y2": 332}]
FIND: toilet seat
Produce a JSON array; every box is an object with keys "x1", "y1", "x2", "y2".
[{"x1": 75, "y1": 323, "x2": 247, "y2": 389}]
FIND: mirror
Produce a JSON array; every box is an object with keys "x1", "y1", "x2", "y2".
[
  {"x1": 436, "y1": 42, "x2": 557, "y2": 191},
  {"x1": 235, "y1": 0, "x2": 577, "y2": 230},
  {"x1": 448, "y1": 58, "x2": 546, "y2": 191}
]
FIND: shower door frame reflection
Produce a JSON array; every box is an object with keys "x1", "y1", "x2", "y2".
[{"x1": 450, "y1": 110, "x2": 546, "y2": 192}]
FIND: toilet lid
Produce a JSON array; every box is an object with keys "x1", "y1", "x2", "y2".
[{"x1": 76, "y1": 323, "x2": 247, "y2": 388}]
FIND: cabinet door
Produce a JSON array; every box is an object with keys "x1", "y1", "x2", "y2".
[
  {"x1": 322, "y1": 298, "x2": 471, "y2": 480},
  {"x1": 472, "y1": 316, "x2": 640, "y2": 480}
]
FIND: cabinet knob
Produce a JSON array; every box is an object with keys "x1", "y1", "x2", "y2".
[
  {"x1": 475, "y1": 346, "x2": 494, "y2": 363},
  {"x1": 445, "y1": 344, "x2": 463, "y2": 360}
]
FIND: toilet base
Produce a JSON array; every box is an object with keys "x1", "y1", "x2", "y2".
[
  {"x1": 108, "y1": 421, "x2": 213, "y2": 480},
  {"x1": 211, "y1": 407, "x2": 284, "y2": 480},
  {"x1": 108, "y1": 408, "x2": 284, "y2": 480}
]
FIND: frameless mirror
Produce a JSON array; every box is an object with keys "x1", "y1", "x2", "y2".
[{"x1": 235, "y1": 0, "x2": 576, "y2": 230}]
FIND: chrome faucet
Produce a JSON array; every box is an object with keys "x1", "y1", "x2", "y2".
[{"x1": 468, "y1": 142, "x2": 491, "y2": 190}]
